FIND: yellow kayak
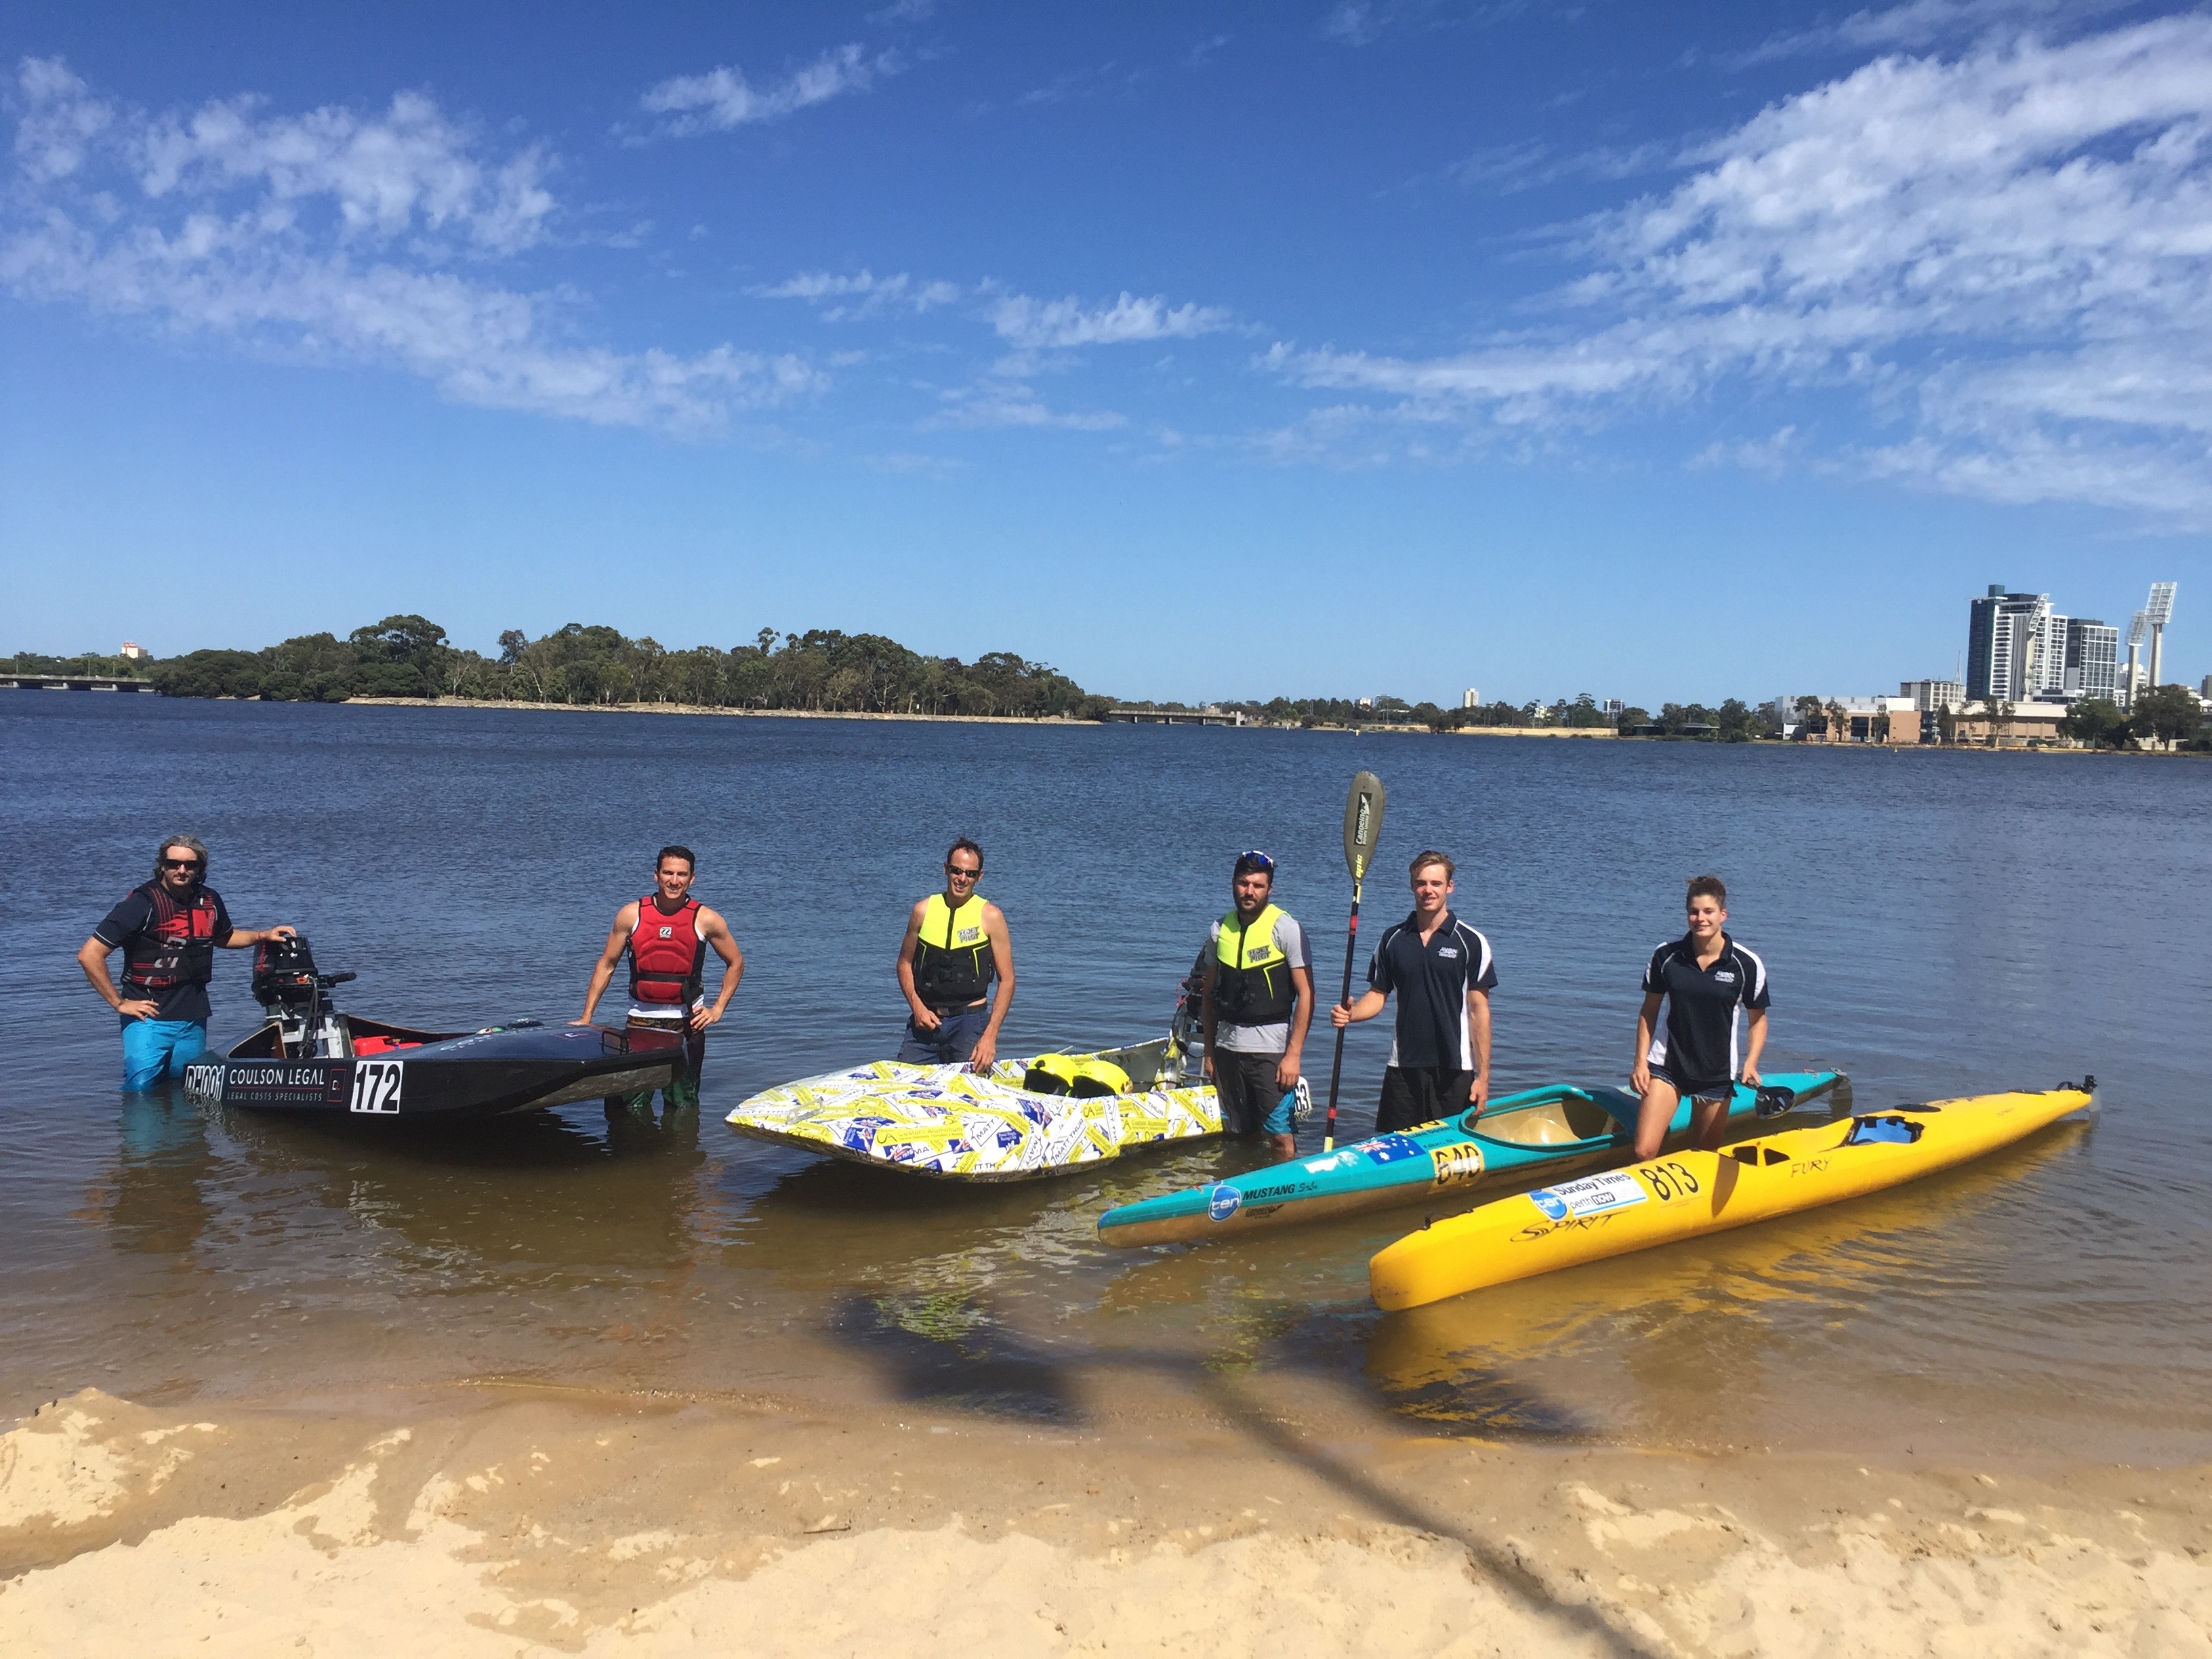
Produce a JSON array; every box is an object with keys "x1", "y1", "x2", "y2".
[{"x1": 1370, "y1": 1082, "x2": 2093, "y2": 1312}]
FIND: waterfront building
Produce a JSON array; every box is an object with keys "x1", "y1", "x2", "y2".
[
  {"x1": 1902, "y1": 679, "x2": 1964, "y2": 712},
  {"x1": 1951, "y1": 700, "x2": 2070, "y2": 746},
  {"x1": 1462, "y1": 687, "x2": 1479, "y2": 709},
  {"x1": 119, "y1": 641, "x2": 146, "y2": 661},
  {"x1": 2061, "y1": 619, "x2": 2119, "y2": 701},
  {"x1": 1809, "y1": 696, "x2": 1922, "y2": 744},
  {"x1": 1967, "y1": 586, "x2": 2055, "y2": 703}
]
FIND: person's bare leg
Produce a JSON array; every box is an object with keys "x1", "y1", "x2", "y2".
[
  {"x1": 1689, "y1": 1092, "x2": 1732, "y2": 1152},
  {"x1": 1633, "y1": 1078, "x2": 1683, "y2": 1162},
  {"x1": 1267, "y1": 1132, "x2": 1298, "y2": 1160}
]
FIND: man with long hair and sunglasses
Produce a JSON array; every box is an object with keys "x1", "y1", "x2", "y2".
[
  {"x1": 897, "y1": 838, "x2": 1016, "y2": 1070},
  {"x1": 1201, "y1": 851, "x2": 1314, "y2": 1159},
  {"x1": 78, "y1": 835, "x2": 296, "y2": 1091}
]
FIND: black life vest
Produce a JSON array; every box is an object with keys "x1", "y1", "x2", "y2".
[
  {"x1": 912, "y1": 893, "x2": 996, "y2": 1010},
  {"x1": 1213, "y1": 903, "x2": 1297, "y2": 1026},
  {"x1": 627, "y1": 895, "x2": 705, "y2": 1006},
  {"x1": 120, "y1": 880, "x2": 221, "y2": 991}
]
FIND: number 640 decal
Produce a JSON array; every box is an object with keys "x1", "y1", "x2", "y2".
[
  {"x1": 1638, "y1": 1160, "x2": 1701, "y2": 1200},
  {"x1": 350, "y1": 1059, "x2": 405, "y2": 1114}
]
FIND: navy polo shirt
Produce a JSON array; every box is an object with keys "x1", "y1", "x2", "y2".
[
  {"x1": 1642, "y1": 932, "x2": 1769, "y2": 1085},
  {"x1": 1367, "y1": 910, "x2": 1497, "y2": 1071}
]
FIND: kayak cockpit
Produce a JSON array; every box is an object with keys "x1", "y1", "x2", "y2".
[{"x1": 1469, "y1": 1087, "x2": 1627, "y2": 1148}]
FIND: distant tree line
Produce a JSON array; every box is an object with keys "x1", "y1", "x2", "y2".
[
  {"x1": 1207, "y1": 691, "x2": 1775, "y2": 740},
  {"x1": 2054, "y1": 689, "x2": 2208, "y2": 751},
  {"x1": 77, "y1": 617, "x2": 1115, "y2": 719}
]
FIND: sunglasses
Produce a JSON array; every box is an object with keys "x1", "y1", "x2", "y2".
[
  {"x1": 944, "y1": 865, "x2": 982, "y2": 880},
  {"x1": 160, "y1": 858, "x2": 205, "y2": 870},
  {"x1": 1233, "y1": 851, "x2": 1274, "y2": 875}
]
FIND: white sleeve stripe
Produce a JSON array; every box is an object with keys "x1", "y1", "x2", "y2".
[{"x1": 1734, "y1": 943, "x2": 1767, "y2": 1002}]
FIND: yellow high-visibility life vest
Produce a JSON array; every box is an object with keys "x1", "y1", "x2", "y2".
[
  {"x1": 914, "y1": 891, "x2": 995, "y2": 1010},
  {"x1": 1214, "y1": 903, "x2": 1296, "y2": 1026}
]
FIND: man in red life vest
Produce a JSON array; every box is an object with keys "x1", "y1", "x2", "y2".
[
  {"x1": 78, "y1": 834, "x2": 296, "y2": 1090},
  {"x1": 575, "y1": 846, "x2": 744, "y2": 1113}
]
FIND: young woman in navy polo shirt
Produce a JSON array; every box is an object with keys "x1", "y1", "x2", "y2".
[{"x1": 1629, "y1": 874, "x2": 1769, "y2": 1160}]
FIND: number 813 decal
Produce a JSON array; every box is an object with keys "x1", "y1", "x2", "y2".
[
  {"x1": 1637, "y1": 1160, "x2": 1701, "y2": 1200},
  {"x1": 350, "y1": 1059, "x2": 405, "y2": 1114}
]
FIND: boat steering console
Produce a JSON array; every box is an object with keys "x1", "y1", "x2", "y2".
[{"x1": 251, "y1": 934, "x2": 356, "y2": 1059}]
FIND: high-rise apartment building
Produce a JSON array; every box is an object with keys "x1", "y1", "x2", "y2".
[
  {"x1": 1967, "y1": 586, "x2": 2055, "y2": 703},
  {"x1": 1902, "y1": 679, "x2": 1965, "y2": 710},
  {"x1": 2062, "y1": 619, "x2": 2119, "y2": 701}
]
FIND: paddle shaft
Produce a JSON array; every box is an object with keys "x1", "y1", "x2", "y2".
[{"x1": 1323, "y1": 872, "x2": 1364, "y2": 1151}]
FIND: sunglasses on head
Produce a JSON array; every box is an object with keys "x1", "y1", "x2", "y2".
[{"x1": 1233, "y1": 851, "x2": 1273, "y2": 876}]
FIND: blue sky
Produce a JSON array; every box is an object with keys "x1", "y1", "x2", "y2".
[{"x1": 4, "y1": 0, "x2": 2209, "y2": 705}]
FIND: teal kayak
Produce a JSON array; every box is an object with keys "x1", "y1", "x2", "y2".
[{"x1": 1094, "y1": 1069, "x2": 1843, "y2": 1248}]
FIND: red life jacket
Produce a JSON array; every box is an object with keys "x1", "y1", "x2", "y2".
[
  {"x1": 627, "y1": 895, "x2": 704, "y2": 1006},
  {"x1": 121, "y1": 880, "x2": 222, "y2": 990}
]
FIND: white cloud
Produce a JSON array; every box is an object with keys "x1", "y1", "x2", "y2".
[
  {"x1": 1267, "y1": 16, "x2": 2212, "y2": 516},
  {"x1": 1740, "y1": 0, "x2": 2133, "y2": 62},
  {"x1": 640, "y1": 45, "x2": 900, "y2": 136},
  {"x1": 751, "y1": 268, "x2": 962, "y2": 319},
  {"x1": 930, "y1": 382, "x2": 1126, "y2": 430},
  {"x1": 1, "y1": 59, "x2": 821, "y2": 432},
  {"x1": 991, "y1": 290, "x2": 1231, "y2": 349}
]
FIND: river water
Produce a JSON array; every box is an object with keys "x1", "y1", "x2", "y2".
[{"x1": 3, "y1": 695, "x2": 2207, "y2": 1462}]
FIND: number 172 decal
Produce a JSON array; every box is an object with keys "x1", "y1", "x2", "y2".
[{"x1": 350, "y1": 1059, "x2": 405, "y2": 1114}]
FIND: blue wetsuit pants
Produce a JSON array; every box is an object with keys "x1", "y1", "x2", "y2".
[{"x1": 121, "y1": 1018, "x2": 207, "y2": 1091}]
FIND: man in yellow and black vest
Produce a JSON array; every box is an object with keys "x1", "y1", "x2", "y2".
[
  {"x1": 1201, "y1": 851, "x2": 1314, "y2": 1158},
  {"x1": 897, "y1": 838, "x2": 1016, "y2": 1069}
]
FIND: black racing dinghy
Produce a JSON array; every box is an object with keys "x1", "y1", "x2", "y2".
[{"x1": 181, "y1": 936, "x2": 677, "y2": 1120}]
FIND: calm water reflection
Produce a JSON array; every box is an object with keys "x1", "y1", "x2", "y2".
[{"x1": 2, "y1": 695, "x2": 2207, "y2": 1460}]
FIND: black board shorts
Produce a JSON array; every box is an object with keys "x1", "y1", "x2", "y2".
[
  {"x1": 1650, "y1": 1061, "x2": 1732, "y2": 1103},
  {"x1": 1213, "y1": 1050, "x2": 1284, "y2": 1136},
  {"x1": 1377, "y1": 1065, "x2": 1475, "y2": 1134}
]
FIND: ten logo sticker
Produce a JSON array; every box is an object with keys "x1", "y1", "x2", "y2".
[
  {"x1": 350, "y1": 1059, "x2": 405, "y2": 1115},
  {"x1": 1207, "y1": 1183, "x2": 1243, "y2": 1222}
]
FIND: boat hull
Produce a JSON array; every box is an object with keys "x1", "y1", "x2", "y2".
[
  {"x1": 1369, "y1": 1084, "x2": 2091, "y2": 1311},
  {"x1": 724, "y1": 1038, "x2": 1221, "y2": 1181},
  {"x1": 1096, "y1": 1070, "x2": 1842, "y2": 1248},
  {"x1": 181, "y1": 1019, "x2": 678, "y2": 1120}
]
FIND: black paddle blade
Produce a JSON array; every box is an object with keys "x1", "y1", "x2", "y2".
[
  {"x1": 1342, "y1": 770, "x2": 1385, "y2": 882},
  {"x1": 1753, "y1": 1086, "x2": 1797, "y2": 1118}
]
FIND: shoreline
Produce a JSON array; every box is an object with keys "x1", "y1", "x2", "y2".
[{"x1": 4, "y1": 1380, "x2": 2205, "y2": 1654}]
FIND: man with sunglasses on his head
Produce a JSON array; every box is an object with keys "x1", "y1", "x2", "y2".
[
  {"x1": 1201, "y1": 851, "x2": 1314, "y2": 1160},
  {"x1": 79, "y1": 834, "x2": 296, "y2": 1091},
  {"x1": 897, "y1": 838, "x2": 1016, "y2": 1070}
]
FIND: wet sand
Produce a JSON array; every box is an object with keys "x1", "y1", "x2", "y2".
[{"x1": 5, "y1": 1374, "x2": 2209, "y2": 1656}]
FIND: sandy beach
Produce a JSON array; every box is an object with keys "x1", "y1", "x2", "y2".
[{"x1": 5, "y1": 1377, "x2": 2207, "y2": 1657}]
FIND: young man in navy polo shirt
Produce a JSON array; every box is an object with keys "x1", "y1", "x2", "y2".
[
  {"x1": 1629, "y1": 874, "x2": 1769, "y2": 1160},
  {"x1": 1329, "y1": 850, "x2": 1496, "y2": 1134}
]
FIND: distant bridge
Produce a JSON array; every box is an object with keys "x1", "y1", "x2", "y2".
[
  {"x1": 1101, "y1": 705, "x2": 1244, "y2": 726},
  {"x1": 3, "y1": 676, "x2": 157, "y2": 693}
]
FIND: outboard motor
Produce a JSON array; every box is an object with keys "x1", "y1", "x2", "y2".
[{"x1": 251, "y1": 935, "x2": 355, "y2": 1058}]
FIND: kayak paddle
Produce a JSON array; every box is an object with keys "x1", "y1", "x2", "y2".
[{"x1": 1324, "y1": 770, "x2": 1385, "y2": 1150}]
